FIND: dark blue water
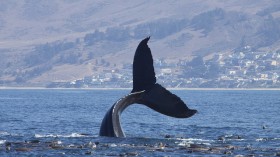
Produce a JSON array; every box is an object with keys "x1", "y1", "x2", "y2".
[{"x1": 0, "y1": 89, "x2": 279, "y2": 156}]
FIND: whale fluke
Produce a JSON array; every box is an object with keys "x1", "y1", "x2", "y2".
[
  {"x1": 99, "y1": 37, "x2": 197, "y2": 137},
  {"x1": 138, "y1": 83, "x2": 197, "y2": 118},
  {"x1": 132, "y1": 36, "x2": 156, "y2": 93}
]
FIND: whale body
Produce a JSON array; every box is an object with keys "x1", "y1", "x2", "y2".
[{"x1": 99, "y1": 37, "x2": 197, "y2": 137}]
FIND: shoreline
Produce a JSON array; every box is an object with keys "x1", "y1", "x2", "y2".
[{"x1": 1, "y1": 87, "x2": 280, "y2": 90}]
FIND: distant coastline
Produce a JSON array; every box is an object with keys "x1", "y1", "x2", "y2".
[{"x1": 1, "y1": 86, "x2": 280, "y2": 90}]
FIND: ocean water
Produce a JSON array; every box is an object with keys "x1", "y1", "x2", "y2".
[{"x1": 0, "y1": 89, "x2": 279, "y2": 156}]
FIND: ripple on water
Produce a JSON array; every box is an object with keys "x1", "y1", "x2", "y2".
[{"x1": 1, "y1": 90, "x2": 280, "y2": 156}]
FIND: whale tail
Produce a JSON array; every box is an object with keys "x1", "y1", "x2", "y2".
[
  {"x1": 99, "y1": 37, "x2": 197, "y2": 137},
  {"x1": 132, "y1": 37, "x2": 197, "y2": 118}
]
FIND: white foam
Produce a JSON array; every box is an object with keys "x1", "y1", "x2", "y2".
[
  {"x1": 177, "y1": 140, "x2": 193, "y2": 147},
  {"x1": 57, "y1": 140, "x2": 63, "y2": 144},
  {"x1": 67, "y1": 133, "x2": 86, "y2": 137},
  {"x1": 177, "y1": 138, "x2": 214, "y2": 142},
  {"x1": 176, "y1": 138, "x2": 213, "y2": 147},
  {"x1": 109, "y1": 143, "x2": 118, "y2": 147},
  {"x1": 35, "y1": 134, "x2": 56, "y2": 138},
  {"x1": 35, "y1": 133, "x2": 87, "y2": 138},
  {"x1": 0, "y1": 131, "x2": 9, "y2": 136},
  {"x1": 0, "y1": 140, "x2": 6, "y2": 144},
  {"x1": 256, "y1": 138, "x2": 267, "y2": 142},
  {"x1": 256, "y1": 137, "x2": 280, "y2": 141}
]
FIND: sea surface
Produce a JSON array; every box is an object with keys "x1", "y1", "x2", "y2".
[{"x1": 0, "y1": 89, "x2": 279, "y2": 156}]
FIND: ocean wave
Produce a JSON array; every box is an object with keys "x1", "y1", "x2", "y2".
[{"x1": 34, "y1": 133, "x2": 89, "y2": 138}]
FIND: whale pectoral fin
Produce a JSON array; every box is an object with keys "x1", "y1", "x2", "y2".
[{"x1": 139, "y1": 84, "x2": 197, "y2": 118}]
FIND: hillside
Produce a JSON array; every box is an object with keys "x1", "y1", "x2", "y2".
[{"x1": 0, "y1": 0, "x2": 280, "y2": 87}]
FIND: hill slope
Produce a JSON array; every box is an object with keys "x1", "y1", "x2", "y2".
[{"x1": 0, "y1": 0, "x2": 280, "y2": 86}]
